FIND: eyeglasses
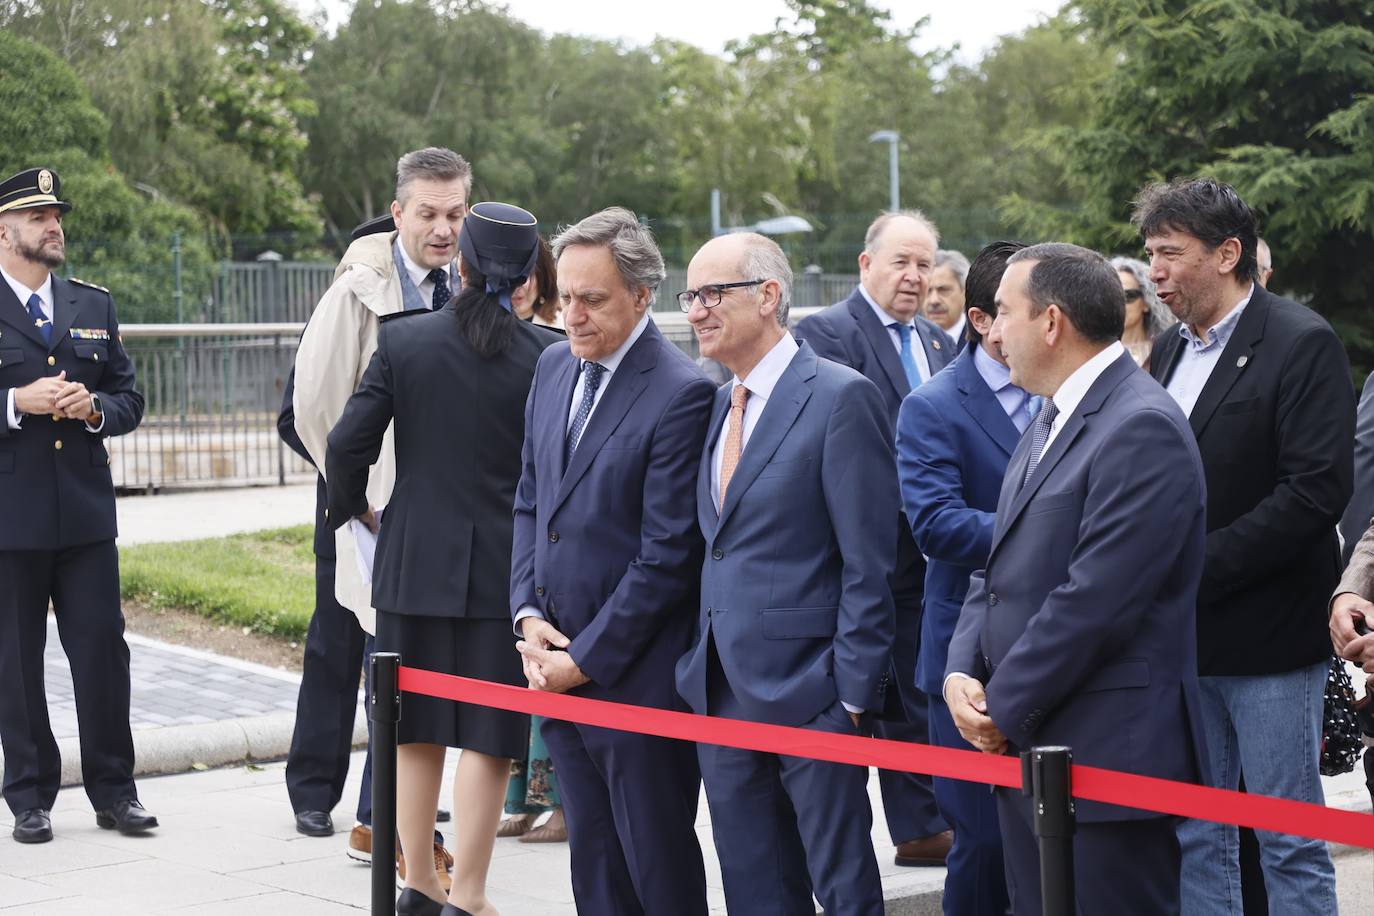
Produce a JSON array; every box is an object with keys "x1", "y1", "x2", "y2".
[
  {"x1": 677, "y1": 279, "x2": 766, "y2": 312},
  {"x1": 1123, "y1": 288, "x2": 1144, "y2": 302}
]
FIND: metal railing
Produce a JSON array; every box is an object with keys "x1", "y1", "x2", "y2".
[{"x1": 109, "y1": 309, "x2": 825, "y2": 490}]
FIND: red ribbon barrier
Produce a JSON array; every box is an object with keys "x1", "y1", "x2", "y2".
[{"x1": 398, "y1": 665, "x2": 1374, "y2": 851}]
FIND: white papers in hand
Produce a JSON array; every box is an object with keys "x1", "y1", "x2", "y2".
[{"x1": 349, "y1": 507, "x2": 383, "y2": 584}]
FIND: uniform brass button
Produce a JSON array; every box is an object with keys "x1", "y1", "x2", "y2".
[
  {"x1": 54, "y1": 440, "x2": 62, "y2": 450},
  {"x1": 47, "y1": 356, "x2": 56, "y2": 366},
  {"x1": 51, "y1": 414, "x2": 58, "y2": 422}
]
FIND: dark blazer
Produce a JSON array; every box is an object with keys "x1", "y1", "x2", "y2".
[
  {"x1": 510, "y1": 320, "x2": 715, "y2": 708},
  {"x1": 325, "y1": 305, "x2": 562, "y2": 617},
  {"x1": 947, "y1": 352, "x2": 1209, "y2": 820},
  {"x1": 1339, "y1": 373, "x2": 1374, "y2": 565},
  {"x1": 278, "y1": 367, "x2": 333, "y2": 559},
  {"x1": 0, "y1": 275, "x2": 143, "y2": 549},
  {"x1": 794, "y1": 286, "x2": 955, "y2": 427},
  {"x1": 897, "y1": 349, "x2": 1020, "y2": 696},
  {"x1": 1150, "y1": 286, "x2": 1354, "y2": 676},
  {"x1": 675, "y1": 342, "x2": 897, "y2": 726}
]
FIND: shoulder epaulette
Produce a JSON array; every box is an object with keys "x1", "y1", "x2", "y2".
[
  {"x1": 69, "y1": 277, "x2": 110, "y2": 294},
  {"x1": 379, "y1": 308, "x2": 430, "y2": 324}
]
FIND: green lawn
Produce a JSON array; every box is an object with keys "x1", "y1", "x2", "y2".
[{"x1": 119, "y1": 525, "x2": 316, "y2": 640}]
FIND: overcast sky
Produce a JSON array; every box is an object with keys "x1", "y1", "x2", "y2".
[{"x1": 297, "y1": 0, "x2": 1068, "y2": 62}]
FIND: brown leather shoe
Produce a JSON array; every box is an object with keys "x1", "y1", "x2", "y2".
[
  {"x1": 496, "y1": 813, "x2": 536, "y2": 838},
  {"x1": 399, "y1": 842, "x2": 453, "y2": 894},
  {"x1": 518, "y1": 806, "x2": 567, "y2": 844},
  {"x1": 894, "y1": 830, "x2": 953, "y2": 867}
]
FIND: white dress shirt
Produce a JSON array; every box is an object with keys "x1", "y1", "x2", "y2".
[
  {"x1": 946, "y1": 312, "x2": 967, "y2": 348},
  {"x1": 1164, "y1": 286, "x2": 1254, "y2": 418},
  {"x1": 710, "y1": 332, "x2": 800, "y2": 511},
  {"x1": 858, "y1": 284, "x2": 932, "y2": 383},
  {"x1": 1035, "y1": 340, "x2": 1126, "y2": 459},
  {"x1": 396, "y1": 242, "x2": 452, "y2": 308},
  {"x1": 513, "y1": 311, "x2": 652, "y2": 635},
  {"x1": 0, "y1": 265, "x2": 100, "y2": 432}
]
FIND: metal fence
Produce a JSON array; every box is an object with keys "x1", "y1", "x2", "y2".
[{"x1": 110, "y1": 309, "x2": 826, "y2": 490}]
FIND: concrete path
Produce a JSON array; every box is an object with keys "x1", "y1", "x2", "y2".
[{"x1": 115, "y1": 482, "x2": 315, "y2": 545}]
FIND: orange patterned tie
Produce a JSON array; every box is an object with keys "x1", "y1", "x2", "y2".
[{"x1": 719, "y1": 384, "x2": 749, "y2": 507}]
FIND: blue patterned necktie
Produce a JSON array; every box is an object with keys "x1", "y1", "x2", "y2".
[
  {"x1": 1022, "y1": 398, "x2": 1060, "y2": 485},
  {"x1": 26, "y1": 293, "x2": 51, "y2": 346},
  {"x1": 565, "y1": 361, "x2": 606, "y2": 467},
  {"x1": 894, "y1": 323, "x2": 922, "y2": 389},
  {"x1": 1019, "y1": 394, "x2": 1043, "y2": 434},
  {"x1": 428, "y1": 268, "x2": 451, "y2": 310}
]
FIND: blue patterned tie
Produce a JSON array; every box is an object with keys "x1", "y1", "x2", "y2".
[
  {"x1": 26, "y1": 293, "x2": 51, "y2": 346},
  {"x1": 565, "y1": 362, "x2": 606, "y2": 467},
  {"x1": 894, "y1": 323, "x2": 922, "y2": 389},
  {"x1": 1022, "y1": 398, "x2": 1060, "y2": 485},
  {"x1": 428, "y1": 268, "x2": 451, "y2": 310}
]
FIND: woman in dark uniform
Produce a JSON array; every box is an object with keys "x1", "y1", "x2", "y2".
[{"x1": 326, "y1": 202, "x2": 562, "y2": 916}]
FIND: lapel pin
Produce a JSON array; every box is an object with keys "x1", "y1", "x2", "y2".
[
  {"x1": 1237, "y1": 355, "x2": 1248, "y2": 368},
  {"x1": 932, "y1": 340, "x2": 942, "y2": 350}
]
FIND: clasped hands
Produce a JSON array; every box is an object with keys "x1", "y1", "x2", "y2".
[
  {"x1": 517, "y1": 617, "x2": 590, "y2": 693},
  {"x1": 1331, "y1": 592, "x2": 1374, "y2": 674},
  {"x1": 16, "y1": 372, "x2": 98, "y2": 422},
  {"x1": 944, "y1": 674, "x2": 1008, "y2": 756}
]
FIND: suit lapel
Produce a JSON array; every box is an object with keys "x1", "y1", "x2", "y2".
[
  {"x1": 698, "y1": 385, "x2": 731, "y2": 539},
  {"x1": 1183, "y1": 292, "x2": 1268, "y2": 439},
  {"x1": 538, "y1": 350, "x2": 579, "y2": 486},
  {"x1": 715, "y1": 346, "x2": 816, "y2": 532},
  {"x1": 914, "y1": 316, "x2": 949, "y2": 376},
  {"x1": 956, "y1": 353, "x2": 1020, "y2": 457},
  {"x1": 849, "y1": 292, "x2": 910, "y2": 401},
  {"x1": 0, "y1": 275, "x2": 52, "y2": 349},
  {"x1": 552, "y1": 327, "x2": 658, "y2": 513},
  {"x1": 1151, "y1": 330, "x2": 1184, "y2": 387},
  {"x1": 50, "y1": 276, "x2": 82, "y2": 350}
]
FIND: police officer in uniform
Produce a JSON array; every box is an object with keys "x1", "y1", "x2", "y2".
[{"x1": 0, "y1": 167, "x2": 154, "y2": 843}]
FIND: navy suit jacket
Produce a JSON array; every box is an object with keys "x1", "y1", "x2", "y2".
[
  {"x1": 0, "y1": 275, "x2": 143, "y2": 549},
  {"x1": 511, "y1": 320, "x2": 715, "y2": 710},
  {"x1": 897, "y1": 349, "x2": 1020, "y2": 696},
  {"x1": 794, "y1": 286, "x2": 954, "y2": 428},
  {"x1": 946, "y1": 352, "x2": 1208, "y2": 821},
  {"x1": 675, "y1": 342, "x2": 897, "y2": 726}
]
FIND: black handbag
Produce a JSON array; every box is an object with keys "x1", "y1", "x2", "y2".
[{"x1": 1319, "y1": 655, "x2": 1365, "y2": 776}]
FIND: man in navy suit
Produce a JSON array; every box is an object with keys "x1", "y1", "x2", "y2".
[
  {"x1": 945, "y1": 243, "x2": 1208, "y2": 914},
  {"x1": 794, "y1": 210, "x2": 952, "y2": 865},
  {"x1": 677, "y1": 232, "x2": 895, "y2": 915},
  {"x1": 512, "y1": 207, "x2": 712, "y2": 916},
  {"x1": 896, "y1": 241, "x2": 1030, "y2": 915}
]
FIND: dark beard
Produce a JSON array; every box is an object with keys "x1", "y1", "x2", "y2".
[{"x1": 17, "y1": 235, "x2": 64, "y2": 269}]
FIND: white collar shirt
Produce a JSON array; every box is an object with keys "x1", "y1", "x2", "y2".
[
  {"x1": 710, "y1": 331, "x2": 800, "y2": 512},
  {"x1": 1, "y1": 265, "x2": 54, "y2": 431},
  {"x1": 858, "y1": 283, "x2": 932, "y2": 383},
  {"x1": 1038, "y1": 340, "x2": 1127, "y2": 458},
  {"x1": 396, "y1": 241, "x2": 451, "y2": 309},
  {"x1": 565, "y1": 311, "x2": 651, "y2": 436},
  {"x1": 1164, "y1": 286, "x2": 1254, "y2": 418},
  {"x1": 946, "y1": 312, "x2": 967, "y2": 347}
]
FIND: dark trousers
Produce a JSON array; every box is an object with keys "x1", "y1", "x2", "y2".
[
  {"x1": 0, "y1": 541, "x2": 136, "y2": 814},
  {"x1": 997, "y1": 788, "x2": 1181, "y2": 916},
  {"x1": 541, "y1": 717, "x2": 707, "y2": 915},
  {"x1": 285, "y1": 554, "x2": 372, "y2": 824},
  {"x1": 927, "y1": 694, "x2": 1009, "y2": 916},
  {"x1": 699, "y1": 651, "x2": 883, "y2": 916}
]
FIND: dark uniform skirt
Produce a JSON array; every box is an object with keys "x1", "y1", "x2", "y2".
[{"x1": 376, "y1": 611, "x2": 529, "y2": 759}]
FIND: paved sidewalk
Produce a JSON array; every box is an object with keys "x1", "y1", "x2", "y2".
[{"x1": 115, "y1": 482, "x2": 316, "y2": 545}]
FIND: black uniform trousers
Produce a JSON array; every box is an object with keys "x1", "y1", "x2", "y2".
[{"x1": 0, "y1": 540, "x2": 136, "y2": 815}]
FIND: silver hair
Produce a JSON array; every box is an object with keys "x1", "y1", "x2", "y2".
[
  {"x1": 395, "y1": 147, "x2": 472, "y2": 204},
  {"x1": 863, "y1": 209, "x2": 941, "y2": 253},
  {"x1": 933, "y1": 249, "x2": 970, "y2": 288},
  {"x1": 736, "y1": 233, "x2": 794, "y2": 327},
  {"x1": 1109, "y1": 256, "x2": 1174, "y2": 337},
  {"x1": 551, "y1": 207, "x2": 666, "y2": 305}
]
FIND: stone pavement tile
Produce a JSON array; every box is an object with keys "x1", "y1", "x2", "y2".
[
  {"x1": 485, "y1": 847, "x2": 572, "y2": 904},
  {"x1": 78, "y1": 824, "x2": 339, "y2": 875},
  {"x1": 232, "y1": 857, "x2": 372, "y2": 907},
  {"x1": 33, "y1": 859, "x2": 266, "y2": 911},
  {"x1": 0, "y1": 895, "x2": 148, "y2": 915},
  {"x1": 0, "y1": 834, "x2": 149, "y2": 880},
  {"x1": 0, "y1": 873, "x2": 75, "y2": 908},
  {"x1": 177, "y1": 891, "x2": 365, "y2": 914}
]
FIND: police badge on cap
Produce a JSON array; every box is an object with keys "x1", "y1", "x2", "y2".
[{"x1": 0, "y1": 167, "x2": 73, "y2": 216}]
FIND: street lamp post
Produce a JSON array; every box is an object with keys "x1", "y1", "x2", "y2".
[{"x1": 868, "y1": 129, "x2": 900, "y2": 211}]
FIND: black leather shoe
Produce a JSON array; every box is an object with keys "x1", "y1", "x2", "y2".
[
  {"x1": 95, "y1": 799, "x2": 158, "y2": 835},
  {"x1": 13, "y1": 808, "x2": 52, "y2": 844},
  {"x1": 294, "y1": 810, "x2": 334, "y2": 837},
  {"x1": 396, "y1": 888, "x2": 445, "y2": 916},
  {"x1": 435, "y1": 808, "x2": 451, "y2": 823}
]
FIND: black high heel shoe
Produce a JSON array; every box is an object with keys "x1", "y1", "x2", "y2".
[{"x1": 396, "y1": 888, "x2": 445, "y2": 916}]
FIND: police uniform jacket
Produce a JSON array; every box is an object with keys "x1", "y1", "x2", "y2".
[{"x1": 0, "y1": 276, "x2": 143, "y2": 549}]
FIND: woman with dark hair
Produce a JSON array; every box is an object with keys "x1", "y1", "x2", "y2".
[
  {"x1": 510, "y1": 236, "x2": 562, "y2": 328},
  {"x1": 326, "y1": 202, "x2": 563, "y2": 916}
]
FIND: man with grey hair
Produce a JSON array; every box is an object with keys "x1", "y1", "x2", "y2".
[
  {"x1": 795, "y1": 211, "x2": 954, "y2": 867},
  {"x1": 511, "y1": 206, "x2": 713, "y2": 915},
  {"x1": 284, "y1": 147, "x2": 469, "y2": 878},
  {"x1": 678, "y1": 232, "x2": 895, "y2": 914},
  {"x1": 926, "y1": 249, "x2": 971, "y2": 350}
]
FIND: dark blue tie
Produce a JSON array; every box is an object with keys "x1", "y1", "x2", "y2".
[
  {"x1": 26, "y1": 293, "x2": 51, "y2": 346},
  {"x1": 428, "y1": 268, "x2": 451, "y2": 310},
  {"x1": 565, "y1": 362, "x2": 606, "y2": 467},
  {"x1": 1022, "y1": 398, "x2": 1060, "y2": 485},
  {"x1": 894, "y1": 323, "x2": 922, "y2": 389}
]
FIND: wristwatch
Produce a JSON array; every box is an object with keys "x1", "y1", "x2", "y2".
[{"x1": 89, "y1": 392, "x2": 102, "y2": 419}]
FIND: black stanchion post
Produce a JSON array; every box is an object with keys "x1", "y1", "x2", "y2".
[
  {"x1": 370, "y1": 652, "x2": 401, "y2": 916},
  {"x1": 1022, "y1": 745, "x2": 1076, "y2": 916}
]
